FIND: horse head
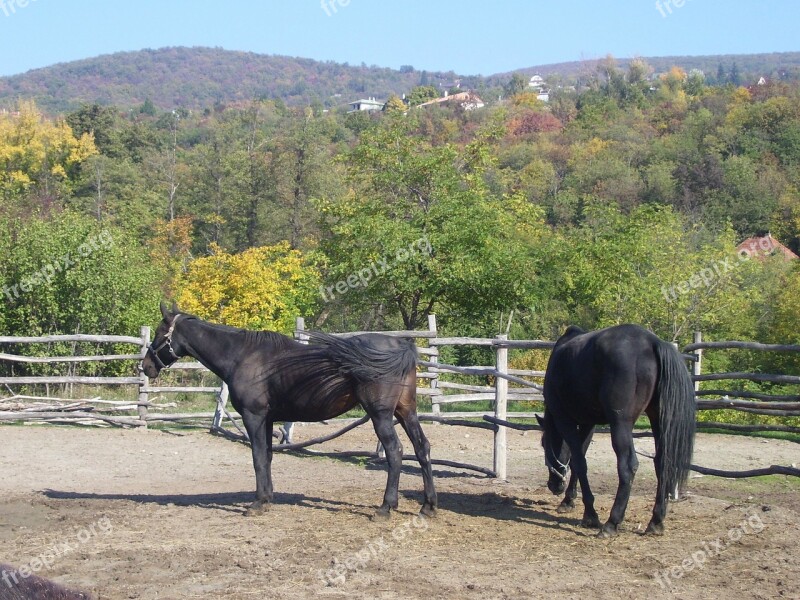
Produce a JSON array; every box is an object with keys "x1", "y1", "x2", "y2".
[
  {"x1": 536, "y1": 412, "x2": 570, "y2": 495},
  {"x1": 141, "y1": 301, "x2": 187, "y2": 378}
]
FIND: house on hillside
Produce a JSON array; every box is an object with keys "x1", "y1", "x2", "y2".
[
  {"x1": 347, "y1": 97, "x2": 385, "y2": 113},
  {"x1": 527, "y1": 74, "x2": 550, "y2": 102},
  {"x1": 417, "y1": 91, "x2": 485, "y2": 111},
  {"x1": 737, "y1": 233, "x2": 799, "y2": 261}
]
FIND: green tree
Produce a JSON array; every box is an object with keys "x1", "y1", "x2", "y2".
[
  {"x1": 0, "y1": 212, "x2": 164, "y2": 344},
  {"x1": 316, "y1": 113, "x2": 544, "y2": 331},
  {"x1": 504, "y1": 74, "x2": 528, "y2": 99},
  {"x1": 405, "y1": 86, "x2": 439, "y2": 107}
]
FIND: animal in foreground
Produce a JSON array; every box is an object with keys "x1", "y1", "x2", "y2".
[
  {"x1": 142, "y1": 303, "x2": 437, "y2": 519},
  {"x1": 0, "y1": 563, "x2": 92, "y2": 599},
  {"x1": 538, "y1": 324, "x2": 695, "y2": 537}
]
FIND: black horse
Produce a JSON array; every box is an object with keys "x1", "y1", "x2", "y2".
[
  {"x1": 537, "y1": 324, "x2": 695, "y2": 537},
  {"x1": 141, "y1": 303, "x2": 437, "y2": 518}
]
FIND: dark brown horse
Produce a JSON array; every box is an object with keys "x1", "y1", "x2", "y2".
[{"x1": 141, "y1": 303, "x2": 437, "y2": 518}]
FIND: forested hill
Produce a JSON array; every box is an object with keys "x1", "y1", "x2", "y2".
[
  {"x1": 2, "y1": 47, "x2": 800, "y2": 115},
  {"x1": 506, "y1": 51, "x2": 800, "y2": 82},
  {"x1": 0, "y1": 47, "x2": 470, "y2": 114}
]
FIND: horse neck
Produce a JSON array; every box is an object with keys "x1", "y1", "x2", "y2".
[{"x1": 174, "y1": 318, "x2": 247, "y2": 381}]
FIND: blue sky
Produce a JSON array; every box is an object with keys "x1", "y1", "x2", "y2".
[{"x1": 0, "y1": 1, "x2": 797, "y2": 77}]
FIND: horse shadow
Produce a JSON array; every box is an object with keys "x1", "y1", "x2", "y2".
[
  {"x1": 41, "y1": 488, "x2": 596, "y2": 535},
  {"x1": 399, "y1": 489, "x2": 590, "y2": 534},
  {"x1": 40, "y1": 489, "x2": 369, "y2": 516}
]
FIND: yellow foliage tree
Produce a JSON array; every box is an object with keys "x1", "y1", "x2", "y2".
[
  {"x1": 148, "y1": 215, "x2": 195, "y2": 296},
  {"x1": 176, "y1": 242, "x2": 322, "y2": 333},
  {"x1": 0, "y1": 100, "x2": 97, "y2": 203}
]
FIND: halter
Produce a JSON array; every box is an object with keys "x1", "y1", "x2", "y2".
[
  {"x1": 545, "y1": 444, "x2": 570, "y2": 482},
  {"x1": 146, "y1": 314, "x2": 183, "y2": 370}
]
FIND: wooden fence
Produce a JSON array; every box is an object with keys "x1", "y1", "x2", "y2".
[
  {"x1": 0, "y1": 327, "x2": 223, "y2": 428},
  {"x1": 1, "y1": 320, "x2": 799, "y2": 480}
]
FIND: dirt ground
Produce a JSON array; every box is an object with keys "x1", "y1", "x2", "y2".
[{"x1": 0, "y1": 421, "x2": 798, "y2": 600}]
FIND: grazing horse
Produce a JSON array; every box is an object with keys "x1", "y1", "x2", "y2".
[
  {"x1": 141, "y1": 303, "x2": 437, "y2": 519},
  {"x1": 537, "y1": 324, "x2": 695, "y2": 537}
]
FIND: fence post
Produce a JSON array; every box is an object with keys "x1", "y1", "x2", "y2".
[
  {"x1": 494, "y1": 334, "x2": 508, "y2": 480},
  {"x1": 138, "y1": 326, "x2": 150, "y2": 428},
  {"x1": 211, "y1": 383, "x2": 229, "y2": 431},
  {"x1": 692, "y1": 331, "x2": 703, "y2": 393},
  {"x1": 428, "y1": 314, "x2": 440, "y2": 416},
  {"x1": 283, "y1": 317, "x2": 311, "y2": 443}
]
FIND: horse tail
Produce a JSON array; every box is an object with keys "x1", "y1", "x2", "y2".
[
  {"x1": 654, "y1": 340, "x2": 696, "y2": 495},
  {"x1": 305, "y1": 331, "x2": 417, "y2": 383}
]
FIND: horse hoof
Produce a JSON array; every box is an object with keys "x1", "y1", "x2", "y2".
[
  {"x1": 246, "y1": 502, "x2": 270, "y2": 516},
  {"x1": 581, "y1": 516, "x2": 601, "y2": 529},
  {"x1": 420, "y1": 505, "x2": 437, "y2": 518},
  {"x1": 597, "y1": 523, "x2": 618, "y2": 538},
  {"x1": 556, "y1": 501, "x2": 575, "y2": 514},
  {"x1": 645, "y1": 521, "x2": 665, "y2": 536},
  {"x1": 372, "y1": 508, "x2": 392, "y2": 521}
]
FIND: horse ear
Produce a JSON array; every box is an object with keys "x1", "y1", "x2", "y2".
[
  {"x1": 535, "y1": 413, "x2": 546, "y2": 428},
  {"x1": 171, "y1": 300, "x2": 179, "y2": 314},
  {"x1": 160, "y1": 301, "x2": 171, "y2": 320}
]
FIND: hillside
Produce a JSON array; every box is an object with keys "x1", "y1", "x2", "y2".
[
  {"x1": 509, "y1": 51, "x2": 800, "y2": 83},
  {"x1": 1, "y1": 47, "x2": 799, "y2": 115},
  {"x1": 0, "y1": 47, "x2": 472, "y2": 114}
]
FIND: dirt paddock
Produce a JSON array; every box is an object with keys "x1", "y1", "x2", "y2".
[{"x1": 0, "y1": 422, "x2": 798, "y2": 599}]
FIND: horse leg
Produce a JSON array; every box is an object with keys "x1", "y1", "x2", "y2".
[
  {"x1": 562, "y1": 430, "x2": 600, "y2": 529},
  {"x1": 369, "y1": 408, "x2": 403, "y2": 519},
  {"x1": 396, "y1": 410, "x2": 437, "y2": 517},
  {"x1": 646, "y1": 407, "x2": 667, "y2": 535},
  {"x1": 558, "y1": 424, "x2": 594, "y2": 513},
  {"x1": 241, "y1": 410, "x2": 273, "y2": 516},
  {"x1": 599, "y1": 423, "x2": 639, "y2": 538}
]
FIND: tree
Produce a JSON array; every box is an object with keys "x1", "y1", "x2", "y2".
[
  {"x1": 405, "y1": 86, "x2": 439, "y2": 107},
  {"x1": 504, "y1": 74, "x2": 528, "y2": 99},
  {"x1": 316, "y1": 113, "x2": 545, "y2": 331},
  {"x1": 0, "y1": 212, "x2": 164, "y2": 345},
  {"x1": 553, "y1": 202, "x2": 763, "y2": 343},
  {"x1": 384, "y1": 95, "x2": 407, "y2": 113},
  {"x1": 176, "y1": 242, "x2": 322, "y2": 333},
  {"x1": 0, "y1": 101, "x2": 97, "y2": 209},
  {"x1": 139, "y1": 98, "x2": 157, "y2": 116}
]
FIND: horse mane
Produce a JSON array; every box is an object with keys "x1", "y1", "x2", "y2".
[{"x1": 175, "y1": 313, "x2": 297, "y2": 350}]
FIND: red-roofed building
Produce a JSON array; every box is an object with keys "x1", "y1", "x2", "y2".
[{"x1": 736, "y1": 233, "x2": 799, "y2": 261}]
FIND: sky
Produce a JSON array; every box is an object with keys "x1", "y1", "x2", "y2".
[{"x1": 0, "y1": 1, "x2": 798, "y2": 77}]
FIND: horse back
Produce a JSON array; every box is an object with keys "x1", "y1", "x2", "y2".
[{"x1": 545, "y1": 324, "x2": 660, "y2": 425}]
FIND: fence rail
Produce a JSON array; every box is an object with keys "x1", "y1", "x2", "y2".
[{"x1": 1, "y1": 323, "x2": 798, "y2": 479}]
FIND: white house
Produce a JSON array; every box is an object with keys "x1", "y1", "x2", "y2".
[
  {"x1": 528, "y1": 75, "x2": 550, "y2": 102},
  {"x1": 528, "y1": 75, "x2": 545, "y2": 89},
  {"x1": 347, "y1": 97, "x2": 385, "y2": 113}
]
